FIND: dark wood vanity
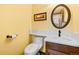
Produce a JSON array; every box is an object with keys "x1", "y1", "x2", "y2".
[{"x1": 46, "y1": 42, "x2": 79, "y2": 55}]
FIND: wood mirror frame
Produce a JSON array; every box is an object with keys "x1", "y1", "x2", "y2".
[{"x1": 51, "y1": 4, "x2": 71, "y2": 29}]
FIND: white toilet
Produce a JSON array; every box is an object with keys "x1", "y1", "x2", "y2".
[{"x1": 24, "y1": 35, "x2": 45, "y2": 55}]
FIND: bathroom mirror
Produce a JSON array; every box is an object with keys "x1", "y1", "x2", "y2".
[{"x1": 51, "y1": 4, "x2": 71, "y2": 29}]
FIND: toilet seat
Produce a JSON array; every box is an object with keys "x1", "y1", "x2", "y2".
[{"x1": 24, "y1": 43, "x2": 42, "y2": 55}]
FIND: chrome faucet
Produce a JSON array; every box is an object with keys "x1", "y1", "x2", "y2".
[{"x1": 58, "y1": 30, "x2": 61, "y2": 37}]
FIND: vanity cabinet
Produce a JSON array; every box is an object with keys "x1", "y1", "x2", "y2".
[{"x1": 46, "y1": 42, "x2": 79, "y2": 55}]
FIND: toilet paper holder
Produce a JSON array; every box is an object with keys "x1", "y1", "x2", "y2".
[{"x1": 6, "y1": 34, "x2": 17, "y2": 39}]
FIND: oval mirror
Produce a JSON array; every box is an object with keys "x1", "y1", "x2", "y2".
[{"x1": 51, "y1": 4, "x2": 71, "y2": 29}]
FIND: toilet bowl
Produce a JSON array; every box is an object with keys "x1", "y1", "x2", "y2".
[
  {"x1": 24, "y1": 43, "x2": 42, "y2": 55},
  {"x1": 24, "y1": 35, "x2": 45, "y2": 55}
]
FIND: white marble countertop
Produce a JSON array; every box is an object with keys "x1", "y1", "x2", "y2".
[
  {"x1": 30, "y1": 30, "x2": 79, "y2": 47},
  {"x1": 45, "y1": 36, "x2": 79, "y2": 47}
]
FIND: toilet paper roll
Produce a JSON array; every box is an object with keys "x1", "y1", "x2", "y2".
[{"x1": 11, "y1": 34, "x2": 17, "y2": 39}]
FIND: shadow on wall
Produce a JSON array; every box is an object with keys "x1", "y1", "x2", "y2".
[{"x1": 5, "y1": 38, "x2": 13, "y2": 44}]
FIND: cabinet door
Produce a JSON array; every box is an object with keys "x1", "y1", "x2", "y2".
[{"x1": 47, "y1": 49, "x2": 66, "y2": 55}]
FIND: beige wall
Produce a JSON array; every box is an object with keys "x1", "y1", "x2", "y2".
[
  {"x1": 0, "y1": 4, "x2": 32, "y2": 54},
  {"x1": 71, "y1": 5, "x2": 79, "y2": 32},
  {"x1": 32, "y1": 4, "x2": 79, "y2": 32},
  {"x1": 32, "y1": 4, "x2": 79, "y2": 52}
]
